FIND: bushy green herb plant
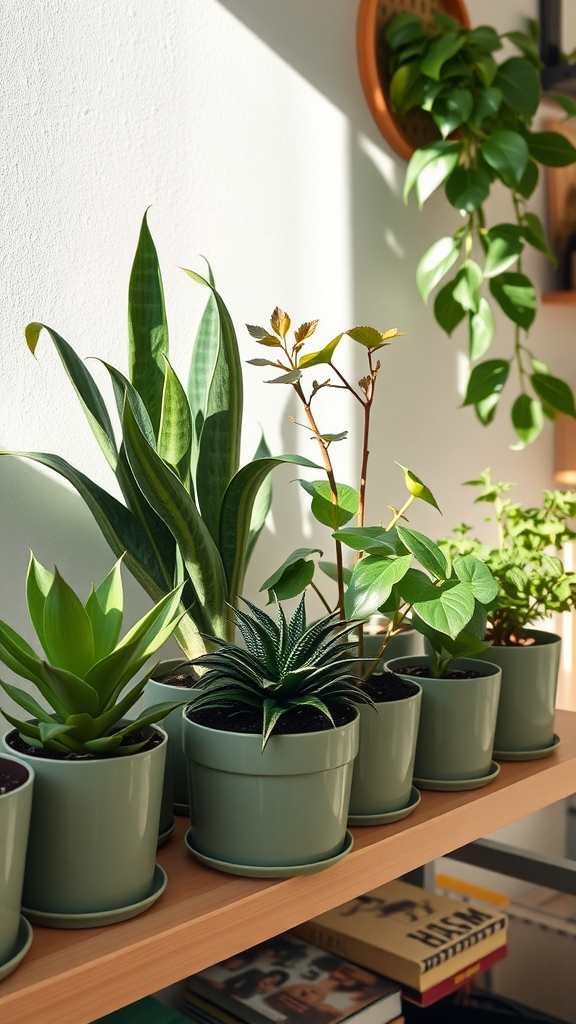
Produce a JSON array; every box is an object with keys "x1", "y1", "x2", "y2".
[
  {"x1": 386, "y1": 11, "x2": 576, "y2": 446},
  {"x1": 186, "y1": 596, "x2": 371, "y2": 749},
  {"x1": 247, "y1": 310, "x2": 497, "y2": 678},
  {"x1": 439, "y1": 470, "x2": 576, "y2": 645},
  {"x1": 0, "y1": 555, "x2": 186, "y2": 755},
  {"x1": 2, "y1": 214, "x2": 313, "y2": 658}
]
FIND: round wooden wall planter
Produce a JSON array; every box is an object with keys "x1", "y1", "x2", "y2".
[{"x1": 357, "y1": 0, "x2": 471, "y2": 161}]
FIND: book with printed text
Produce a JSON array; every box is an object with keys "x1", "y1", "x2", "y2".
[{"x1": 293, "y1": 880, "x2": 507, "y2": 991}]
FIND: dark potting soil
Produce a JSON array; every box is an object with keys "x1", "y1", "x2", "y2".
[
  {"x1": 155, "y1": 670, "x2": 199, "y2": 688},
  {"x1": 399, "y1": 665, "x2": 483, "y2": 680},
  {"x1": 187, "y1": 702, "x2": 357, "y2": 736},
  {"x1": 7, "y1": 727, "x2": 164, "y2": 761},
  {"x1": 0, "y1": 757, "x2": 30, "y2": 794},
  {"x1": 359, "y1": 672, "x2": 420, "y2": 702}
]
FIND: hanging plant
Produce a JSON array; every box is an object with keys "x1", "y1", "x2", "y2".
[{"x1": 387, "y1": 11, "x2": 576, "y2": 447}]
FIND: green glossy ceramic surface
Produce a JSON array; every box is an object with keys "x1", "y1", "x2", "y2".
[
  {"x1": 477, "y1": 630, "x2": 561, "y2": 753},
  {"x1": 348, "y1": 683, "x2": 421, "y2": 816},
  {"x1": 1, "y1": 727, "x2": 166, "y2": 916},
  {"x1": 386, "y1": 657, "x2": 501, "y2": 783},
  {"x1": 183, "y1": 710, "x2": 359, "y2": 868},
  {"x1": 0, "y1": 754, "x2": 34, "y2": 965},
  {"x1": 144, "y1": 675, "x2": 192, "y2": 820}
]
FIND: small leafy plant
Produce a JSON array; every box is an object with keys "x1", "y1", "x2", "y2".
[
  {"x1": 439, "y1": 470, "x2": 576, "y2": 646},
  {"x1": 185, "y1": 596, "x2": 371, "y2": 749},
  {"x1": 2, "y1": 213, "x2": 313, "y2": 659},
  {"x1": 386, "y1": 11, "x2": 576, "y2": 446},
  {"x1": 247, "y1": 310, "x2": 497, "y2": 677},
  {"x1": 0, "y1": 555, "x2": 186, "y2": 755}
]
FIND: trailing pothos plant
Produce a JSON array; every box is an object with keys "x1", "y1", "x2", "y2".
[
  {"x1": 1, "y1": 213, "x2": 315, "y2": 658},
  {"x1": 386, "y1": 11, "x2": 576, "y2": 447},
  {"x1": 439, "y1": 469, "x2": 576, "y2": 646},
  {"x1": 247, "y1": 311, "x2": 498, "y2": 678}
]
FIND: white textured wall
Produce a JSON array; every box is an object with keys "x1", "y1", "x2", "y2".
[{"x1": 1, "y1": 0, "x2": 574, "y2": 736}]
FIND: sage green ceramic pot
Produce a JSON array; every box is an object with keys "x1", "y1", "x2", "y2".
[
  {"x1": 357, "y1": 628, "x2": 424, "y2": 671},
  {"x1": 144, "y1": 668, "x2": 192, "y2": 818},
  {"x1": 1, "y1": 726, "x2": 166, "y2": 916},
  {"x1": 477, "y1": 630, "x2": 561, "y2": 754},
  {"x1": 348, "y1": 682, "x2": 422, "y2": 817},
  {"x1": 385, "y1": 656, "x2": 501, "y2": 783},
  {"x1": 0, "y1": 754, "x2": 34, "y2": 965},
  {"x1": 183, "y1": 709, "x2": 359, "y2": 868}
]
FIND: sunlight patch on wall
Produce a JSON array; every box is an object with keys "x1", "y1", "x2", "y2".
[{"x1": 358, "y1": 133, "x2": 400, "y2": 195}]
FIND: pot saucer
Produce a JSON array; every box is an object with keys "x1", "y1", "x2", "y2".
[
  {"x1": 348, "y1": 786, "x2": 421, "y2": 826},
  {"x1": 157, "y1": 819, "x2": 176, "y2": 846},
  {"x1": 413, "y1": 761, "x2": 500, "y2": 792},
  {"x1": 184, "y1": 828, "x2": 354, "y2": 878},
  {"x1": 494, "y1": 734, "x2": 560, "y2": 761},
  {"x1": 0, "y1": 917, "x2": 33, "y2": 982},
  {"x1": 22, "y1": 864, "x2": 167, "y2": 929}
]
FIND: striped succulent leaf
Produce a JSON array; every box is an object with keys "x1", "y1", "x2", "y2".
[{"x1": 186, "y1": 596, "x2": 371, "y2": 748}]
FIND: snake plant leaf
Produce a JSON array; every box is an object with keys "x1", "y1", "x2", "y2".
[
  {"x1": 103, "y1": 700, "x2": 187, "y2": 744},
  {"x1": 0, "y1": 680, "x2": 56, "y2": 724},
  {"x1": 43, "y1": 663, "x2": 99, "y2": 717},
  {"x1": 122, "y1": 398, "x2": 226, "y2": 639},
  {"x1": 188, "y1": 267, "x2": 219, "y2": 480},
  {"x1": 182, "y1": 269, "x2": 243, "y2": 544},
  {"x1": 84, "y1": 636, "x2": 147, "y2": 708},
  {"x1": 115, "y1": 584, "x2": 184, "y2": 669},
  {"x1": 25, "y1": 323, "x2": 118, "y2": 471},
  {"x1": 92, "y1": 669, "x2": 158, "y2": 734},
  {"x1": 2, "y1": 712, "x2": 43, "y2": 743},
  {"x1": 246, "y1": 433, "x2": 273, "y2": 565},
  {"x1": 218, "y1": 456, "x2": 321, "y2": 624},
  {"x1": 63, "y1": 714, "x2": 100, "y2": 741},
  {"x1": 2, "y1": 450, "x2": 169, "y2": 598},
  {"x1": 42, "y1": 569, "x2": 95, "y2": 677},
  {"x1": 158, "y1": 356, "x2": 193, "y2": 489},
  {"x1": 0, "y1": 620, "x2": 51, "y2": 689},
  {"x1": 85, "y1": 558, "x2": 124, "y2": 663},
  {"x1": 26, "y1": 553, "x2": 54, "y2": 653},
  {"x1": 128, "y1": 210, "x2": 169, "y2": 438}
]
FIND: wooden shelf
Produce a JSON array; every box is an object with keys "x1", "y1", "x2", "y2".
[
  {"x1": 542, "y1": 291, "x2": 576, "y2": 305},
  {"x1": 3, "y1": 708, "x2": 576, "y2": 1024}
]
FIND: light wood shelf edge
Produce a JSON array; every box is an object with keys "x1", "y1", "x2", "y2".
[
  {"x1": 542, "y1": 291, "x2": 576, "y2": 305},
  {"x1": 3, "y1": 708, "x2": 576, "y2": 1024}
]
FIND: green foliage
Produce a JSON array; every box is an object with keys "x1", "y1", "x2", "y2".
[
  {"x1": 439, "y1": 470, "x2": 576, "y2": 644},
  {"x1": 0, "y1": 556, "x2": 186, "y2": 755},
  {"x1": 387, "y1": 13, "x2": 576, "y2": 447},
  {"x1": 5, "y1": 213, "x2": 315, "y2": 658},
  {"x1": 185, "y1": 597, "x2": 371, "y2": 749}
]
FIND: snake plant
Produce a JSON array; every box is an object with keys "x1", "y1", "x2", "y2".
[
  {"x1": 186, "y1": 596, "x2": 371, "y2": 749},
  {"x1": 0, "y1": 555, "x2": 186, "y2": 754},
  {"x1": 2, "y1": 213, "x2": 314, "y2": 657}
]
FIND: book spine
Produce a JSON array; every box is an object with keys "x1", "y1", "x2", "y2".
[
  {"x1": 402, "y1": 944, "x2": 507, "y2": 1008},
  {"x1": 420, "y1": 918, "x2": 506, "y2": 972}
]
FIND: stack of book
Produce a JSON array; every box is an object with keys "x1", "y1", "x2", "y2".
[
  {"x1": 181, "y1": 932, "x2": 404, "y2": 1024},
  {"x1": 181, "y1": 882, "x2": 507, "y2": 1022},
  {"x1": 294, "y1": 880, "x2": 508, "y2": 1008}
]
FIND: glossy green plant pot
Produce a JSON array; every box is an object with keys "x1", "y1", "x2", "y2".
[
  {"x1": 1, "y1": 727, "x2": 166, "y2": 915},
  {"x1": 0, "y1": 754, "x2": 34, "y2": 965},
  {"x1": 144, "y1": 669, "x2": 192, "y2": 818},
  {"x1": 183, "y1": 709, "x2": 359, "y2": 868},
  {"x1": 477, "y1": 630, "x2": 561, "y2": 753},
  {"x1": 385, "y1": 657, "x2": 501, "y2": 782},
  {"x1": 348, "y1": 682, "x2": 422, "y2": 816}
]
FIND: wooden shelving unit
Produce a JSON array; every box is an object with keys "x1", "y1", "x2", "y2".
[
  {"x1": 3, "y1": 707, "x2": 576, "y2": 1024},
  {"x1": 543, "y1": 291, "x2": 576, "y2": 305}
]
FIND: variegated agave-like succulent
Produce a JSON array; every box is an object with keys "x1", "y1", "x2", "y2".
[{"x1": 186, "y1": 596, "x2": 370, "y2": 748}]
